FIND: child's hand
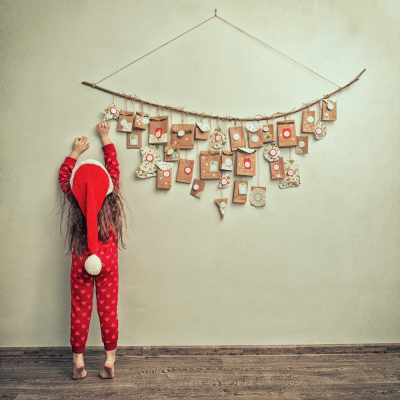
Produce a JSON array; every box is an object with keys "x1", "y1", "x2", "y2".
[
  {"x1": 69, "y1": 136, "x2": 90, "y2": 159},
  {"x1": 96, "y1": 121, "x2": 110, "y2": 138}
]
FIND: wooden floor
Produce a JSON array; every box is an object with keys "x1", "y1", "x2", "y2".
[{"x1": 1, "y1": 344, "x2": 400, "y2": 399}]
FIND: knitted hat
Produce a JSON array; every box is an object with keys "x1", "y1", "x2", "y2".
[{"x1": 70, "y1": 159, "x2": 113, "y2": 275}]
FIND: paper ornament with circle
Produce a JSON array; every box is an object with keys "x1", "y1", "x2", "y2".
[
  {"x1": 178, "y1": 129, "x2": 185, "y2": 137},
  {"x1": 295, "y1": 136, "x2": 309, "y2": 154},
  {"x1": 233, "y1": 133, "x2": 240, "y2": 141},
  {"x1": 215, "y1": 198, "x2": 228, "y2": 220},
  {"x1": 322, "y1": 100, "x2": 337, "y2": 121},
  {"x1": 249, "y1": 187, "x2": 266, "y2": 207},
  {"x1": 156, "y1": 161, "x2": 174, "y2": 190},
  {"x1": 278, "y1": 159, "x2": 301, "y2": 189},
  {"x1": 307, "y1": 116, "x2": 314, "y2": 123},
  {"x1": 184, "y1": 166, "x2": 192, "y2": 174},
  {"x1": 263, "y1": 142, "x2": 281, "y2": 162},
  {"x1": 102, "y1": 103, "x2": 120, "y2": 121},
  {"x1": 210, "y1": 127, "x2": 227, "y2": 149},
  {"x1": 190, "y1": 179, "x2": 206, "y2": 198},
  {"x1": 218, "y1": 172, "x2": 231, "y2": 189},
  {"x1": 142, "y1": 116, "x2": 150, "y2": 125},
  {"x1": 277, "y1": 120, "x2": 297, "y2": 147},
  {"x1": 314, "y1": 121, "x2": 327, "y2": 141},
  {"x1": 136, "y1": 145, "x2": 162, "y2": 178},
  {"x1": 251, "y1": 134, "x2": 259, "y2": 143}
]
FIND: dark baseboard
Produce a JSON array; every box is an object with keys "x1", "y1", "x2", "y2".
[{"x1": 1, "y1": 343, "x2": 399, "y2": 357}]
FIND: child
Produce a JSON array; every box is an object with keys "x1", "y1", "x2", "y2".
[{"x1": 58, "y1": 121, "x2": 127, "y2": 379}]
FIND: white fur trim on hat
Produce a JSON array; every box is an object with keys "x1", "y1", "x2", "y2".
[
  {"x1": 84, "y1": 254, "x2": 102, "y2": 275},
  {"x1": 70, "y1": 159, "x2": 113, "y2": 195}
]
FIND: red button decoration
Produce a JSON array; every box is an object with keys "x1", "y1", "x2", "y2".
[
  {"x1": 215, "y1": 133, "x2": 222, "y2": 142},
  {"x1": 146, "y1": 154, "x2": 154, "y2": 162},
  {"x1": 184, "y1": 166, "x2": 192, "y2": 175}
]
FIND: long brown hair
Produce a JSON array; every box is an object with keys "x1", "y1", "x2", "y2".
[{"x1": 58, "y1": 179, "x2": 129, "y2": 259}]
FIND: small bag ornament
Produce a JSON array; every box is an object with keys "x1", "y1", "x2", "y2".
[
  {"x1": 194, "y1": 121, "x2": 210, "y2": 140},
  {"x1": 322, "y1": 99, "x2": 337, "y2": 121},
  {"x1": 295, "y1": 136, "x2": 309, "y2": 154},
  {"x1": 263, "y1": 142, "x2": 281, "y2": 162},
  {"x1": 134, "y1": 111, "x2": 149, "y2": 130},
  {"x1": 209, "y1": 126, "x2": 227, "y2": 149},
  {"x1": 249, "y1": 186, "x2": 266, "y2": 207},
  {"x1": 220, "y1": 150, "x2": 234, "y2": 171},
  {"x1": 218, "y1": 172, "x2": 231, "y2": 189},
  {"x1": 278, "y1": 160, "x2": 301, "y2": 189},
  {"x1": 149, "y1": 115, "x2": 169, "y2": 144},
  {"x1": 117, "y1": 110, "x2": 134, "y2": 132},
  {"x1": 270, "y1": 157, "x2": 285, "y2": 180},
  {"x1": 190, "y1": 179, "x2": 206, "y2": 198},
  {"x1": 301, "y1": 110, "x2": 316, "y2": 133},
  {"x1": 314, "y1": 121, "x2": 327, "y2": 140},
  {"x1": 126, "y1": 130, "x2": 143, "y2": 149},
  {"x1": 233, "y1": 180, "x2": 248, "y2": 204},
  {"x1": 102, "y1": 103, "x2": 120, "y2": 121},
  {"x1": 262, "y1": 123, "x2": 275, "y2": 143},
  {"x1": 215, "y1": 198, "x2": 228, "y2": 220},
  {"x1": 135, "y1": 145, "x2": 162, "y2": 178},
  {"x1": 164, "y1": 144, "x2": 180, "y2": 161},
  {"x1": 156, "y1": 162, "x2": 174, "y2": 190},
  {"x1": 200, "y1": 150, "x2": 221, "y2": 180},
  {"x1": 235, "y1": 148, "x2": 256, "y2": 176},
  {"x1": 176, "y1": 159, "x2": 194, "y2": 184},
  {"x1": 229, "y1": 125, "x2": 246, "y2": 151},
  {"x1": 247, "y1": 124, "x2": 264, "y2": 148},
  {"x1": 277, "y1": 119, "x2": 297, "y2": 147},
  {"x1": 171, "y1": 124, "x2": 195, "y2": 149}
]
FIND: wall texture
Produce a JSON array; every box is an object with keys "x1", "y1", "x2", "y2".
[{"x1": 1, "y1": 0, "x2": 399, "y2": 347}]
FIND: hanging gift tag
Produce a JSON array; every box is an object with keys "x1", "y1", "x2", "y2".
[
  {"x1": 277, "y1": 120, "x2": 297, "y2": 147},
  {"x1": 126, "y1": 130, "x2": 143, "y2": 149},
  {"x1": 134, "y1": 112, "x2": 147, "y2": 130},
  {"x1": 176, "y1": 159, "x2": 194, "y2": 184},
  {"x1": 164, "y1": 144, "x2": 180, "y2": 161},
  {"x1": 295, "y1": 136, "x2": 309, "y2": 154},
  {"x1": 229, "y1": 126, "x2": 246, "y2": 151},
  {"x1": 220, "y1": 150, "x2": 234, "y2": 171},
  {"x1": 262, "y1": 124, "x2": 275, "y2": 143},
  {"x1": 142, "y1": 116, "x2": 150, "y2": 125},
  {"x1": 269, "y1": 156, "x2": 285, "y2": 180},
  {"x1": 102, "y1": 103, "x2": 120, "y2": 121},
  {"x1": 200, "y1": 150, "x2": 221, "y2": 180},
  {"x1": 263, "y1": 142, "x2": 281, "y2": 162},
  {"x1": 249, "y1": 186, "x2": 266, "y2": 207},
  {"x1": 314, "y1": 121, "x2": 328, "y2": 140},
  {"x1": 218, "y1": 172, "x2": 231, "y2": 189},
  {"x1": 215, "y1": 198, "x2": 229, "y2": 220},
  {"x1": 278, "y1": 159, "x2": 301, "y2": 189},
  {"x1": 322, "y1": 100, "x2": 337, "y2": 121},
  {"x1": 190, "y1": 179, "x2": 206, "y2": 198},
  {"x1": 149, "y1": 116, "x2": 169, "y2": 144},
  {"x1": 210, "y1": 126, "x2": 227, "y2": 149},
  {"x1": 135, "y1": 145, "x2": 162, "y2": 178},
  {"x1": 194, "y1": 122, "x2": 210, "y2": 140},
  {"x1": 117, "y1": 110, "x2": 134, "y2": 132},
  {"x1": 171, "y1": 124, "x2": 195, "y2": 149},
  {"x1": 156, "y1": 162, "x2": 174, "y2": 190},
  {"x1": 235, "y1": 148, "x2": 256, "y2": 176},
  {"x1": 233, "y1": 180, "x2": 248, "y2": 204},
  {"x1": 301, "y1": 110, "x2": 316, "y2": 133}
]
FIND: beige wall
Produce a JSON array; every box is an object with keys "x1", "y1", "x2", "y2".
[{"x1": 1, "y1": 0, "x2": 399, "y2": 347}]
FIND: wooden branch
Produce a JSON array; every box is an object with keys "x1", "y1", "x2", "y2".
[{"x1": 81, "y1": 68, "x2": 366, "y2": 121}]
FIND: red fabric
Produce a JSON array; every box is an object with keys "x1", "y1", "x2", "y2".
[{"x1": 58, "y1": 143, "x2": 120, "y2": 353}]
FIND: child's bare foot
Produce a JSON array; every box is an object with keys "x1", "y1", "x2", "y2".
[
  {"x1": 72, "y1": 353, "x2": 87, "y2": 380},
  {"x1": 99, "y1": 349, "x2": 116, "y2": 379}
]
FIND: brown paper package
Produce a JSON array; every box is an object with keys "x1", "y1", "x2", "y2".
[
  {"x1": 235, "y1": 149, "x2": 256, "y2": 176},
  {"x1": 301, "y1": 110, "x2": 316, "y2": 133},
  {"x1": 171, "y1": 124, "x2": 195, "y2": 149},
  {"x1": 295, "y1": 136, "x2": 309, "y2": 155},
  {"x1": 229, "y1": 126, "x2": 246, "y2": 151},
  {"x1": 176, "y1": 159, "x2": 194, "y2": 184},
  {"x1": 157, "y1": 168, "x2": 172, "y2": 190},
  {"x1": 215, "y1": 198, "x2": 228, "y2": 219},
  {"x1": 248, "y1": 129, "x2": 264, "y2": 148},
  {"x1": 220, "y1": 150, "x2": 234, "y2": 170},
  {"x1": 126, "y1": 130, "x2": 143, "y2": 149},
  {"x1": 322, "y1": 101, "x2": 337, "y2": 121},
  {"x1": 233, "y1": 180, "x2": 248, "y2": 204},
  {"x1": 133, "y1": 112, "x2": 147, "y2": 130},
  {"x1": 190, "y1": 179, "x2": 206, "y2": 198},
  {"x1": 117, "y1": 110, "x2": 134, "y2": 132},
  {"x1": 270, "y1": 157, "x2": 285, "y2": 180},
  {"x1": 164, "y1": 144, "x2": 180, "y2": 161},
  {"x1": 149, "y1": 116, "x2": 169, "y2": 144},
  {"x1": 277, "y1": 120, "x2": 297, "y2": 147},
  {"x1": 262, "y1": 124, "x2": 275, "y2": 143},
  {"x1": 194, "y1": 125, "x2": 210, "y2": 140},
  {"x1": 200, "y1": 150, "x2": 221, "y2": 180}
]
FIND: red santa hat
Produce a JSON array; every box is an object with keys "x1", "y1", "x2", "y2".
[{"x1": 70, "y1": 159, "x2": 113, "y2": 275}]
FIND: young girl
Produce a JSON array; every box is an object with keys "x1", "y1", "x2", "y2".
[{"x1": 58, "y1": 121, "x2": 127, "y2": 379}]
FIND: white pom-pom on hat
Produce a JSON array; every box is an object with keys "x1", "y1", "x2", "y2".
[{"x1": 84, "y1": 254, "x2": 102, "y2": 276}]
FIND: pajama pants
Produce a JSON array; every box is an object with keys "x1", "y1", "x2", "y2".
[{"x1": 70, "y1": 239, "x2": 119, "y2": 354}]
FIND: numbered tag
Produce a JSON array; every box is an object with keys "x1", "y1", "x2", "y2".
[
  {"x1": 155, "y1": 127, "x2": 162, "y2": 138},
  {"x1": 210, "y1": 160, "x2": 218, "y2": 172},
  {"x1": 243, "y1": 157, "x2": 251, "y2": 169},
  {"x1": 239, "y1": 183, "x2": 247, "y2": 195}
]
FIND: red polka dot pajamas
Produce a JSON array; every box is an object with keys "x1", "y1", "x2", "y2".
[{"x1": 59, "y1": 143, "x2": 120, "y2": 354}]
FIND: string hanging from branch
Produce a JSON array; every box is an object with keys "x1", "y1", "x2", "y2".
[{"x1": 82, "y1": 10, "x2": 366, "y2": 121}]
